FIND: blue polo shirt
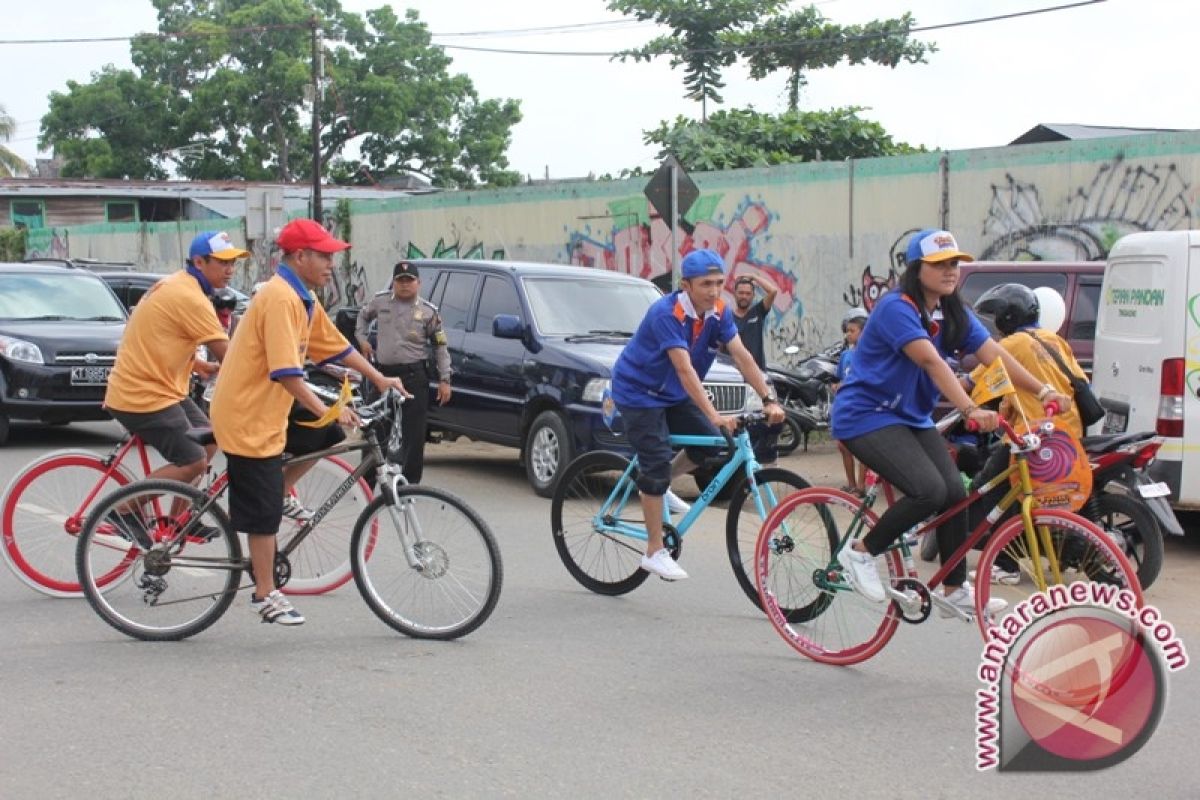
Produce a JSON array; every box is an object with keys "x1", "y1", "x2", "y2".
[
  {"x1": 831, "y1": 291, "x2": 989, "y2": 439},
  {"x1": 612, "y1": 290, "x2": 739, "y2": 408}
]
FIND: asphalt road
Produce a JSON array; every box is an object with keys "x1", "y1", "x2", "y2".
[{"x1": 1, "y1": 421, "x2": 1197, "y2": 799}]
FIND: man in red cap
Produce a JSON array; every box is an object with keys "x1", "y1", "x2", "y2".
[{"x1": 210, "y1": 218, "x2": 408, "y2": 626}]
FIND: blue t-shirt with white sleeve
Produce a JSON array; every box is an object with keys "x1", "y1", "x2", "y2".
[
  {"x1": 611, "y1": 291, "x2": 740, "y2": 408},
  {"x1": 835, "y1": 347, "x2": 854, "y2": 382},
  {"x1": 831, "y1": 291, "x2": 990, "y2": 439}
]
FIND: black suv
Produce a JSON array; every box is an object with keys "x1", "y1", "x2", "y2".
[
  {"x1": 0, "y1": 262, "x2": 128, "y2": 443},
  {"x1": 378, "y1": 260, "x2": 752, "y2": 495}
]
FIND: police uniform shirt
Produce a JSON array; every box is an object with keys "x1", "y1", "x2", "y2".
[{"x1": 356, "y1": 290, "x2": 452, "y2": 380}]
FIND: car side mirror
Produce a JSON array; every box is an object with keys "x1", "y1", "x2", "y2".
[{"x1": 493, "y1": 314, "x2": 524, "y2": 339}]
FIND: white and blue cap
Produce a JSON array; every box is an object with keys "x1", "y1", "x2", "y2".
[
  {"x1": 904, "y1": 229, "x2": 973, "y2": 268},
  {"x1": 189, "y1": 230, "x2": 250, "y2": 260},
  {"x1": 680, "y1": 248, "x2": 725, "y2": 279}
]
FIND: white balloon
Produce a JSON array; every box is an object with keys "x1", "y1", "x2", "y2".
[{"x1": 1033, "y1": 286, "x2": 1067, "y2": 333}]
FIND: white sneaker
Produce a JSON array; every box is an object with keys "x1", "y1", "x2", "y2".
[
  {"x1": 940, "y1": 581, "x2": 1008, "y2": 619},
  {"x1": 281, "y1": 494, "x2": 315, "y2": 522},
  {"x1": 640, "y1": 548, "x2": 689, "y2": 581},
  {"x1": 969, "y1": 565, "x2": 1021, "y2": 586},
  {"x1": 836, "y1": 542, "x2": 885, "y2": 602},
  {"x1": 250, "y1": 589, "x2": 305, "y2": 625},
  {"x1": 664, "y1": 489, "x2": 691, "y2": 515}
]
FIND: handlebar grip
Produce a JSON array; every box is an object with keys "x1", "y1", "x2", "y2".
[
  {"x1": 965, "y1": 419, "x2": 980, "y2": 433},
  {"x1": 1044, "y1": 401, "x2": 1060, "y2": 416}
]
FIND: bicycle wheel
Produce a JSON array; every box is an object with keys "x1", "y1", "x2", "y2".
[
  {"x1": 725, "y1": 467, "x2": 811, "y2": 615},
  {"x1": 279, "y1": 455, "x2": 374, "y2": 596},
  {"x1": 1, "y1": 450, "x2": 137, "y2": 597},
  {"x1": 76, "y1": 479, "x2": 242, "y2": 641},
  {"x1": 351, "y1": 486, "x2": 502, "y2": 640},
  {"x1": 755, "y1": 487, "x2": 904, "y2": 665},
  {"x1": 974, "y1": 508, "x2": 1143, "y2": 639},
  {"x1": 551, "y1": 451, "x2": 651, "y2": 595},
  {"x1": 1086, "y1": 493, "x2": 1164, "y2": 590}
]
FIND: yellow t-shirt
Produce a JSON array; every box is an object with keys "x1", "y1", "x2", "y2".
[
  {"x1": 105, "y1": 269, "x2": 229, "y2": 414},
  {"x1": 993, "y1": 328, "x2": 1086, "y2": 439},
  {"x1": 210, "y1": 270, "x2": 352, "y2": 457}
]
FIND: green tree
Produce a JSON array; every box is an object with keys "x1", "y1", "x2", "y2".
[
  {"x1": 39, "y1": 1, "x2": 520, "y2": 188},
  {"x1": 608, "y1": 0, "x2": 786, "y2": 120},
  {"x1": 733, "y1": 6, "x2": 933, "y2": 110},
  {"x1": 643, "y1": 106, "x2": 923, "y2": 171},
  {"x1": 0, "y1": 104, "x2": 30, "y2": 177}
]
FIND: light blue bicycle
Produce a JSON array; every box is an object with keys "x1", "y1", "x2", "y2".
[{"x1": 550, "y1": 412, "x2": 810, "y2": 612}]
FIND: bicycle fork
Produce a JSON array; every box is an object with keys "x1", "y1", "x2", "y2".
[{"x1": 377, "y1": 465, "x2": 430, "y2": 574}]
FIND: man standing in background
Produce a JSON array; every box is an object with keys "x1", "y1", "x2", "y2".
[
  {"x1": 356, "y1": 261, "x2": 452, "y2": 483},
  {"x1": 730, "y1": 273, "x2": 781, "y2": 464}
]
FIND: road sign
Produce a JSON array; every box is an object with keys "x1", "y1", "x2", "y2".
[{"x1": 643, "y1": 155, "x2": 698, "y2": 229}]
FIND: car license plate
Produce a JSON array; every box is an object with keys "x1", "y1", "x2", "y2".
[
  {"x1": 70, "y1": 366, "x2": 111, "y2": 386},
  {"x1": 1103, "y1": 409, "x2": 1127, "y2": 433},
  {"x1": 1137, "y1": 481, "x2": 1172, "y2": 499}
]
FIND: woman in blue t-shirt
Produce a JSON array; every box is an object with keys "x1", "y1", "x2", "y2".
[{"x1": 830, "y1": 229, "x2": 1072, "y2": 617}]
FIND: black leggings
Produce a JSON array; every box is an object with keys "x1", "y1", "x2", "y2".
[{"x1": 842, "y1": 424, "x2": 968, "y2": 586}]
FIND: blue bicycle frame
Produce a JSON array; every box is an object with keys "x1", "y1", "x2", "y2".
[{"x1": 593, "y1": 426, "x2": 775, "y2": 542}]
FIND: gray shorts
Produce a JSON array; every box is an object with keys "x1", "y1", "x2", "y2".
[{"x1": 108, "y1": 398, "x2": 209, "y2": 467}]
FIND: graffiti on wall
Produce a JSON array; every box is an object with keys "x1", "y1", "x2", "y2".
[
  {"x1": 406, "y1": 239, "x2": 506, "y2": 260},
  {"x1": 980, "y1": 155, "x2": 1193, "y2": 261},
  {"x1": 24, "y1": 228, "x2": 70, "y2": 260},
  {"x1": 842, "y1": 227, "x2": 915, "y2": 312}
]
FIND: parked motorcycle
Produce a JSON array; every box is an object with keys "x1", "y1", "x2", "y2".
[
  {"x1": 768, "y1": 342, "x2": 843, "y2": 455},
  {"x1": 1079, "y1": 431, "x2": 1179, "y2": 588}
]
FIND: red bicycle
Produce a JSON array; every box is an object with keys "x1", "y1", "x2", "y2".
[{"x1": 1, "y1": 433, "x2": 371, "y2": 597}]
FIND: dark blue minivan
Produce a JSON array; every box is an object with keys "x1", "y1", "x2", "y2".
[{"x1": 409, "y1": 260, "x2": 752, "y2": 495}]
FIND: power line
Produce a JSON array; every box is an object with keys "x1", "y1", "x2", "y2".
[{"x1": 437, "y1": 0, "x2": 1107, "y2": 56}]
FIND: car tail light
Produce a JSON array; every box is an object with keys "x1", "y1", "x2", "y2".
[
  {"x1": 1156, "y1": 358, "x2": 1185, "y2": 438},
  {"x1": 1132, "y1": 439, "x2": 1163, "y2": 468}
]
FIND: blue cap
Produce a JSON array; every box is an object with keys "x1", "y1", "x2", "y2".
[
  {"x1": 680, "y1": 249, "x2": 725, "y2": 279},
  {"x1": 189, "y1": 231, "x2": 249, "y2": 260}
]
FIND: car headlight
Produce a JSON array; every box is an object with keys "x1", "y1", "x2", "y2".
[
  {"x1": 0, "y1": 335, "x2": 44, "y2": 365},
  {"x1": 582, "y1": 378, "x2": 610, "y2": 403}
]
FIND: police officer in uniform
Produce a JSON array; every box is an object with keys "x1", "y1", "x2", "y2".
[{"x1": 355, "y1": 261, "x2": 451, "y2": 483}]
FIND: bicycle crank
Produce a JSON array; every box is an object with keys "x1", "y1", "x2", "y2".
[{"x1": 888, "y1": 578, "x2": 931, "y2": 624}]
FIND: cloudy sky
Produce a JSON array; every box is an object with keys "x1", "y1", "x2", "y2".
[{"x1": 3, "y1": 0, "x2": 1195, "y2": 179}]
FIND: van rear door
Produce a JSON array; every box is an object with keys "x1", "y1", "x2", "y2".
[{"x1": 1093, "y1": 230, "x2": 1194, "y2": 506}]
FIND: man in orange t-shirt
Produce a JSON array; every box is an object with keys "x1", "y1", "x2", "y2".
[
  {"x1": 209, "y1": 218, "x2": 407, "y2": 626},
  {"x1": 105, "y1": 231, "x2": 246, "y2": 485}
]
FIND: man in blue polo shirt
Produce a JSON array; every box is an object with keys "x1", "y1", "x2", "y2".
[{"x1": 612, "y1": 248, "x2": 785, "y2": 581}]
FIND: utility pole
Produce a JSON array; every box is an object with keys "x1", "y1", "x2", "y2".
[{"x1": 310, "y1": 16, "x2": 323, "y2": 221}]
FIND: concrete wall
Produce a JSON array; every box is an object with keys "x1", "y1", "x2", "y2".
[{"x1": 26, "y1": 131, "x2": 1200, "y2": 365}]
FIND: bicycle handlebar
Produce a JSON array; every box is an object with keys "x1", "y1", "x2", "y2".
[{"x1": 965, "y1": 402, "x2": 1060, "y2": 445}]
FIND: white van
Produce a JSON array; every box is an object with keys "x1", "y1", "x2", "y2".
[{"x1": 1092, "y1": 230, "x2": 1198, "y2": 510}]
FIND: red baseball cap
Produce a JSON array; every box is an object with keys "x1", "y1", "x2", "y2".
[{"x1": 276, "y1": 218, "x2": 351, "y2": 253}]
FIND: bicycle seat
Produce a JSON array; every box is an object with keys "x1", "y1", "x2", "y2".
[
  {"x1": 186, "y1": 428, "x2": 216, "y2": 447},
  {"x1": 1080, "y1": 431, "x2": 1155, "y2": 455}
]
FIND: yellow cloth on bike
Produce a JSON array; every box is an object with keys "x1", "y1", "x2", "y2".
[
  {"x1": 969, "y1": 357, "x2": 1017, "y2": 405},
  {"x1": 295, "y1": 376, "x2": 353, "y2": 428},
  {"x1": 105, "y1": 270, "x2": 228, "y2": 413},
  {"x1": 996, "y1": 328, "x2": 1086, "y2": 440}
]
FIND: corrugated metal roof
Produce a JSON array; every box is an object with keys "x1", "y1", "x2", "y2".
[{"x1": 1009, "y1": 123, "x2": 1186, "y2": 145}]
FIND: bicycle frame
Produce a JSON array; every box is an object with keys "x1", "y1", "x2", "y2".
[
  {"x1": 594, "y1": 425, "x2": 768, "y2": 542},
  {"x1": 833, "y1": 422, "x2": 1064, "y2": 596}
]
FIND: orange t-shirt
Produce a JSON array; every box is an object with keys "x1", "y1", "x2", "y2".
[
  {"x1": 209, "y1": 270, "x2": 352, "y2": 457},
  {"x1": 105, "y1": 270, "x2": 228, "y2": 413}
]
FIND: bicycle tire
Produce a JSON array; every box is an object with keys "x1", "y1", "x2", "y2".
[
  {"x1": 973, "y1": 508, "x2": 1144, "y2": 640},
  {"x1": 551, "y1": 451, "x2": 652, "y2": 595},
  {"x1": 755, "y1": 487, "x2": 904, "y2": 666},
  {"x1": 1, "y1": 449, "x2": 137, "y2": 597},
  {"x1": 1085, "y1": 493, "x2": 1163, "y2": 590},
  {"x1": 76, "y1": 479, "x2": 242, "y2": 642},
  {"x1": 351, "y1": 486, "x2": 502, "y2": 640},
  {"x1": 279, "y1": 454, "x2": 374, "y2": 596},
  {"x1": 724, "y1": 467, "x2": 812, "y2": 616}
]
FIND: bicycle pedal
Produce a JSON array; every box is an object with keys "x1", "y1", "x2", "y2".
[{"x1": 930, "y1": 594, "x2": 974, "y2": 622}]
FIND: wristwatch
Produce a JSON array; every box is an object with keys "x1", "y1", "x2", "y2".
[{"x1": 761, "y1": 393, "x2": 778, "y2": 405}]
